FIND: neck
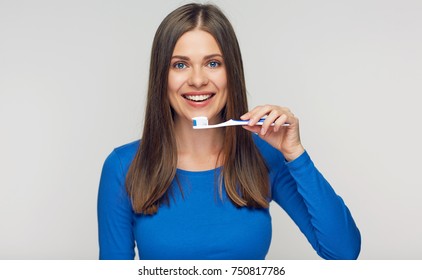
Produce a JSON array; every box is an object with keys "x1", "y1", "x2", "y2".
[{"x1": 173, "y1": 117, "x2": 225, "y2": 170}]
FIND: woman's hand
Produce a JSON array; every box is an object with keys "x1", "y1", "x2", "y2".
[{"x1": 241, "y1": 105, "x2": 305, "y2": 161}]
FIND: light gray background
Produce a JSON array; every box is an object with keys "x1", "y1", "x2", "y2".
[{"x1": 1, "y1": 0, "x2": 421, "y2": 259}]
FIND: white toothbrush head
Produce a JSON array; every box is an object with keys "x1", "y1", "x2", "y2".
[{"x1": 192, "y1": 116, "x2": 209, "y2": 128}]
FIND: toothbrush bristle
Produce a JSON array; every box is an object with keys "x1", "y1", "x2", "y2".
[{"x1": 192, "y1": 116, "x2": 209, "y2": 127}]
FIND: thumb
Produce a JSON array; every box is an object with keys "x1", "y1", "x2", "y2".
[{"x1": 242, "y1": 125, "x2": 261, "y2": 134}]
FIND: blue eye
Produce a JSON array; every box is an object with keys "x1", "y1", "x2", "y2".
[
  {"x1": 208, "y1": 61, "x2": 220, "y2": 68},
  {"x1": 174, "y1": 62, "x2": 187, "y2": 69}
]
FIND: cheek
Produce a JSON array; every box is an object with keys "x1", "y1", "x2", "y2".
[
  {"x1": 219, "y1": 73, "x2": 229, "y2": 106},
  {"x1": 167, "y1": 72, "x2": 185, "y2": 111},
  {"x1": 210, "y1": 70, "x2": 228, "y2": 91},
  {"x1": 218, "y1": 77, "x2": 228, "y2": 90},
  {"x1": 168, "y1": 72, "x2": 186, "y2": 93}
]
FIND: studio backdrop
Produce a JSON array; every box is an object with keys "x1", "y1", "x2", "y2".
[{"x1": 1, "y1": 0, "x2": 421, "y2": 259}]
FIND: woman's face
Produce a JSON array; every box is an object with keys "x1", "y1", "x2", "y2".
[{"x1": 167, "y1": 29, "x2": 228, "y2": 125}]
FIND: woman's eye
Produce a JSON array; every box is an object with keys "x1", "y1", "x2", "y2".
[
  {"x1": 208, "y1": 61, "x2": 220, "y2": 68},
  {"x1": 173, "y1": 62, "x2": 187, "y2": 69}
]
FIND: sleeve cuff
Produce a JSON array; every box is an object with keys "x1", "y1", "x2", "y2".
[{"x1": 285, "y1": 150, "x2": 312, "y2": 171}]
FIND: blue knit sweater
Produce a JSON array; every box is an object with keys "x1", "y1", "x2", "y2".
[{"x1": 97, "y1": 136, "x2": 360, "y2": 259}]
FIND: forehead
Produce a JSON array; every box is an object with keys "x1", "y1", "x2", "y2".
[{"x1": 172, "y1": 29, "x2": 222, "y2": 56}]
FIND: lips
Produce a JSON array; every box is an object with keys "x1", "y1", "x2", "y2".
[{"x1": 182, "y1": 93, "x2": 215, "y2": 102}]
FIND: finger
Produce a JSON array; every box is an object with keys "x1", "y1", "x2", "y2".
[
  {"x1": 240, "y1": 111, "x2": 250, "y2": 120},
  {"x1": 240, "y1": 105, "x2": 264, "y2": 121},
  {"x1": 241, "y1": 106, "x2": 262, "y2": 124},
  {"x1": 242, "y1": 125, "x2": 261, "y2": 134},
  {"x1": 274, "y1": 114, "x2": 290, "y2": 132},
  {"x1": 248, "y1": 105, "x2": 273, "y2": 126},
  {"x1": 260, "y1": 109, "x2": 279, "y2": 135},
  {"x1": 284, "y1": 113, "x2": 298, "y2": 127}
]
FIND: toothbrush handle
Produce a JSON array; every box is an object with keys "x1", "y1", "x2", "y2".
[
  {"x1": 256, "y1": 118, "x2": 268, "y2": 125},
  {"x1": 231, "y1": 118, "x2": 289, "y2": 126},
  {"x1": 230, "y1": 118, "x2": 266, "y2": 125}
]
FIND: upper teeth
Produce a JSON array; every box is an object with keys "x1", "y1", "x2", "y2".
[{"x1": 184, "y1": 95, "x2": 212, "y2": 101}]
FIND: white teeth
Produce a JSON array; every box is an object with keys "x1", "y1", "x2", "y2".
[{"x1": 184, "y1": 94, "x2": 212, "y2": 102}]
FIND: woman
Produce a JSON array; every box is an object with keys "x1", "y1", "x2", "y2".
[{"x1": 97, "y1": 3, "x2": 361, "y2": 260}]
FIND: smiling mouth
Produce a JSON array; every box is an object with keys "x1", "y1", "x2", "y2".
[{"x1": 182, "y1": 94, "x2": 215, "y2": 102}]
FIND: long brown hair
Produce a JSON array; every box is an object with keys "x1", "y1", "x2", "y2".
[{"x1": 126, "y1": 3, "x2": 270, "y2": 215}]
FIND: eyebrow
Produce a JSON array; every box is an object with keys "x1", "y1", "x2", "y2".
[{"x1": 171, "y1": 54, "x2": 223, "y2": 60}]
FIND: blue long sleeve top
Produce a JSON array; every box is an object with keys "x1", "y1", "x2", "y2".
[{"x1": 97, "y1": 136, "x2": 361, "y2": 260}]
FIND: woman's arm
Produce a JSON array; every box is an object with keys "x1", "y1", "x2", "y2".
[
  {"x1": 97, "y1": 150, "x2": 135, "y2": 260},
  {"x1": 244, "y1": 105, "x2": 361, "y2": 259},
  {"x1": 271, "y1": 150, "x2": 361, "y2": 260}
]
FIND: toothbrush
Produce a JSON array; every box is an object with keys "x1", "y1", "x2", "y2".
[{"x1": 192, "y1": 116, "x2": 290, "y2": 129}]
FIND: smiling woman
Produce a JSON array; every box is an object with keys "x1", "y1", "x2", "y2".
[
  {"x1": 167, "y1": 29, "x2": 228, "y2": 125},
  {"x1": 97, "y1": 2, "x2": 361, "y2": 260},
  {"x1": 124, "y1": 2, "x2": 272, "y2": 217}
]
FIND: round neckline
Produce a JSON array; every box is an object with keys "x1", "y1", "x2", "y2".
[{"x1": 176, "y1": 166, "x2": 223, "y2": 176}]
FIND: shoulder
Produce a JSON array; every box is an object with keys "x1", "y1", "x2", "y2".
[
  {"x1": 113, "y1": 139, "x2": 140, "y2": 162},
  {"x1": 103, "y1": 139, "x2": 140, "y2": 175}
]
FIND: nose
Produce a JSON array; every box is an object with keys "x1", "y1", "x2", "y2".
[{"x1": 188, "y1": 67, "x2": 208, "y2": 88}]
